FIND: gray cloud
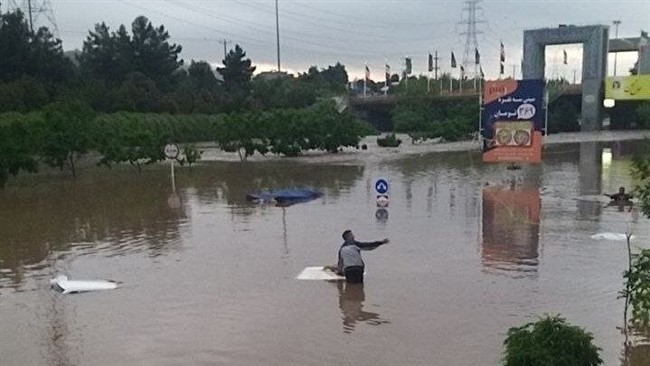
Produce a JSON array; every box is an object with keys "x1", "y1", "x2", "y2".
[{"x1": 8, "y1": 0, "x2": 649, "y2": 79}]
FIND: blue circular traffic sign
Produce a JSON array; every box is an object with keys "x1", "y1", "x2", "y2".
[{"x1": 375, "y1": 178, "x2": 389, "y2": 194}]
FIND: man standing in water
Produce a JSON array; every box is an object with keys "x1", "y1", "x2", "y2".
[
  {"x1": 604, "y1": 187, "x2": 633, "y2": 202},
  {"x1": 334, "y1": 230, "x2": 389, "y2": 284}
]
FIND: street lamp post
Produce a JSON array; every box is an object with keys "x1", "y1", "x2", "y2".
[{"x1": 613, "y1": 20, "x2": 621, "y2": 76}]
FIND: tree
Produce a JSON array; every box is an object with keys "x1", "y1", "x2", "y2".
[
  {"x1": 79, "y1": 16, "x2": 182, "y2": 89},
  {"x1": 79, "y1": 23, "x2": 131, "y2": 83},
  {"x1": 115, "y1": 72, "x2": 161, "y2": 112},
  {"x1": 217, "y1": 44, "x2": 256, "y2": 101},
  {"x1": 39, "y1": 100, "x2": 96, "y2": 177},
  {"x1": 0, "y1": 10, "x2": 74, "y2": 84},
  {"x1": 188, "y1": 60, "x2": 220, "y2": 92},
  {"x1": 95, "y1": 113, "x2": 168, "y2": 171},
  {"x1": 0, "y1": 113, "x2": 38, "y2": 187},
  {"x1": 503, "y1": 315, "x2": 602, "y2": 366},
  {"x1": 129, "y1": 16, "x2": 183, "y2": 89}
]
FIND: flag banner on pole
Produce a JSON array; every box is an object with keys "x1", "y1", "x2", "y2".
[
  {"x1": 475, "y1": 48, "x2": 480, "y2": 65},
  {"x1": 500, "y1": 42, "x2": 505, "y2": 62},
  {"x1": 365, "y1": 65, "x2": 370, "y2": 80},
  {"x1": 405, "y1": 57, "x2": 412, "y2": 74},
  {"x1": 451, "y1": 52, "x2": 457, "y2": 68},
  {"x1": 563, "y1": 50, "x2": 567, "y2": 65},
  {"x1": 428, "y1": 53, "x2": 433, "y2": 72}
]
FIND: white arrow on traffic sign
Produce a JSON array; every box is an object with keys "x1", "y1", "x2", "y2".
[{"x1": 375, "y1": 178, "x2": 389, "y2": 194}]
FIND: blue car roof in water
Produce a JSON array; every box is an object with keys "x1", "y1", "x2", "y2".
[{"x1": 247, "y1": 189, "x2": 322, "y2": 202}]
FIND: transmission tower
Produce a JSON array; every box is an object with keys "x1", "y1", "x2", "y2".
[
  {"x1": 7, "y1": 0, "x2": 59, "y2": 36},
  {"x1": 458, "y1": 0, "x2": 485, "y2": 79}
]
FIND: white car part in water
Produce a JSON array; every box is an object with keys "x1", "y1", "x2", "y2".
[
  {"x1": 590, "y1": 232, "x2": 633, "y2": 241},
  {"x1": 50, "y1": 275, "x2": 118, "y2": 294},
  {"x1": 296, "y1": 267, "x2": 346, "y2": 280}
]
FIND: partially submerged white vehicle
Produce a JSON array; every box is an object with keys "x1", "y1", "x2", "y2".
[{"x1": 50, "y1": 275, "x2": 118, "y2": 294}]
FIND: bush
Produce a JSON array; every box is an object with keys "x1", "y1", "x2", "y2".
[
  {"x1": 0, "y1": 113, "x2": 39, "y2": 187},
  {"x1": 39, "y1": 100, "x2": 96, "y2": 176},
  {"x1": 636, "y1": 102, "x2": 650, "y2": 129},
  {"x1": 631, "y1": 152, "x2": 650, "y2": 219},
  {"x1": 377, "y1": 133, "x2": 402, "y2": 147},
  {"x1": 503, "y1": 315, "x2": 602, "y2": 366}
]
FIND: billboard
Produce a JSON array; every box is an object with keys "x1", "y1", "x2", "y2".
[
  {"x1": 605, "y1": 75, "x2": 650, "y2": 100},
  {"x1": 481, "y1": 79, "x2": 544, "y2": 163}
]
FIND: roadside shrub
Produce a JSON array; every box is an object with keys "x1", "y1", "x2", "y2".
[
  {"x1": 503, "y1": 315, "x2": 602, "y2": 366},
  {"x1": 377, "y1": 133, "x2": 402, "y2": 147}
]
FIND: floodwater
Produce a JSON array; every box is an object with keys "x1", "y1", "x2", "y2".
[{"x1": 1, "y1": 140, "x2": 649, "y2": 366}]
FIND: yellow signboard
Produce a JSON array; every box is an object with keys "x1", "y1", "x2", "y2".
[{"x1": 605, "y1": 75, "x2": 650, "y2": 100}]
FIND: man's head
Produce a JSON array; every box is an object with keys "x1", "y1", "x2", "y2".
[
  {"x1": 620, "y1": 187, "x2": 626, "y2": 194},
  {"x1": 342, "y1": 230, "x2": 354, "y2": 242}
]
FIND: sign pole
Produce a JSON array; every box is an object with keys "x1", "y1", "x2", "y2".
[
  {"x1": 164, "y1": 143, "x2": 180, "y2": 194},
  {"x1": 170, "y1": 159, "x2": 176, "y2": 193}
]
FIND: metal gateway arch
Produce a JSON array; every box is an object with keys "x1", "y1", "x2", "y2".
[{"x1": 523, "y1": 25, "x2": 609, "y2": 131}]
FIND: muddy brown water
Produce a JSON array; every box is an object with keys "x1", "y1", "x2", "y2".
[{"x1": 1, "y1": 140, "x2": 649, "y2": 366}]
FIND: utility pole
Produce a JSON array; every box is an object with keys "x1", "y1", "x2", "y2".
[
  {"x1": 27, "y1": 0, "x2": 33, "y2": 32},
  {"x1": 220, "y1": 39, "x2": 232, "y2": 60},
  {"x1": 275, "y1": 0, "x2": 281, "y2": 72},
  {"x1": 613, "y1": 20, "x2": 621, "y2": 76}
]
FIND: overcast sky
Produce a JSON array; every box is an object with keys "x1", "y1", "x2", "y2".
[{"x1": 5, "y1": 0, "x2": 649, "y2": 80}]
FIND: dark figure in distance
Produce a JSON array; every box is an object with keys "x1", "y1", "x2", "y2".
[
  {"x1": 604, "y1": 187, "x2": 633, "y2": 202},
  {"x1": 605, "y1": 187, "x2": 634, "y2": 212}
]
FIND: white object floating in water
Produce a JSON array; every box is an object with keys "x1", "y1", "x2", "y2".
[
  {"x1": 50, "y1": 275, "x2": 118, "y2": 294},
  {"x1": 590, "y1": 232, "x2": 633, "y2": 241},
  {"x1": 296, "y1": 267, "x2": 346, "y2": 281}
]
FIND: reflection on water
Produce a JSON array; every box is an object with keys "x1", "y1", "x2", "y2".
[
  {"x1": 578, "y1": 142, "x2": 604, "y2": 220},
  {"x1": 481, "y1": 184, "x2": 541, "y2": 276},
  {"x1": 0, "y1": 140, "x2": 649, "y2": 366},
  {"x1": 334, "y1": 282, "x2": 390, "y2": 334}
]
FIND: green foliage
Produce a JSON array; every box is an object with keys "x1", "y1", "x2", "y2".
[
  {"x1": 214, "y1": 101, "x2": 369, "y2": 160},
  {"x1": 624, "y1": 249, "x2": 650, "y2": 329},
  {"x1": 392, "y1": 97, "x2": 477, "y2": 142},
  {"x1": 39, "y1": 101, "x2": 96, "y2": 176},
  {"x1": 631, "y1": 151, "x2": 650, "y2": 218},
  {"x1": 94, "y1": 112, "x2": 219, "y2": 170},
  {"x1": 114, "y1": 72, "x2": 161, "y2": 112},
  {"x1": 377, "y1": 133, "x2": 402, "y2": 147},
  {"x1": 0, "y1": 10, "x2": 74, "y2": 84},
  {"x1": 298, "y1": 63, "x2": 349, "y2": 95},
  {"x1": 503, "y1": 315, "x2": 602, "y2": 366},
  {"x1": 79, "y1": 16, "x2": 182, "y2": 88},
  {"x1": 188, "y1": 60, "x2": 220, "y2": 92},
  {"x1": 251, "y1": 76, "x2": 316, "y2": 109},
  {"x1": 548, "y1": 100, "x2": 580, "y2": 133},
  {"x1": 217, "y1": 44, "x2": 255, "y2": 103},
  {"x1": 179, "y1": 144, "x2": 202, "y2": 167},
  {"x1": 0, "y1": 113, "x2": 39, "y2": 187},
  {"x1": 0, "y1": 76, "x2": 49, "y2": 112}
]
